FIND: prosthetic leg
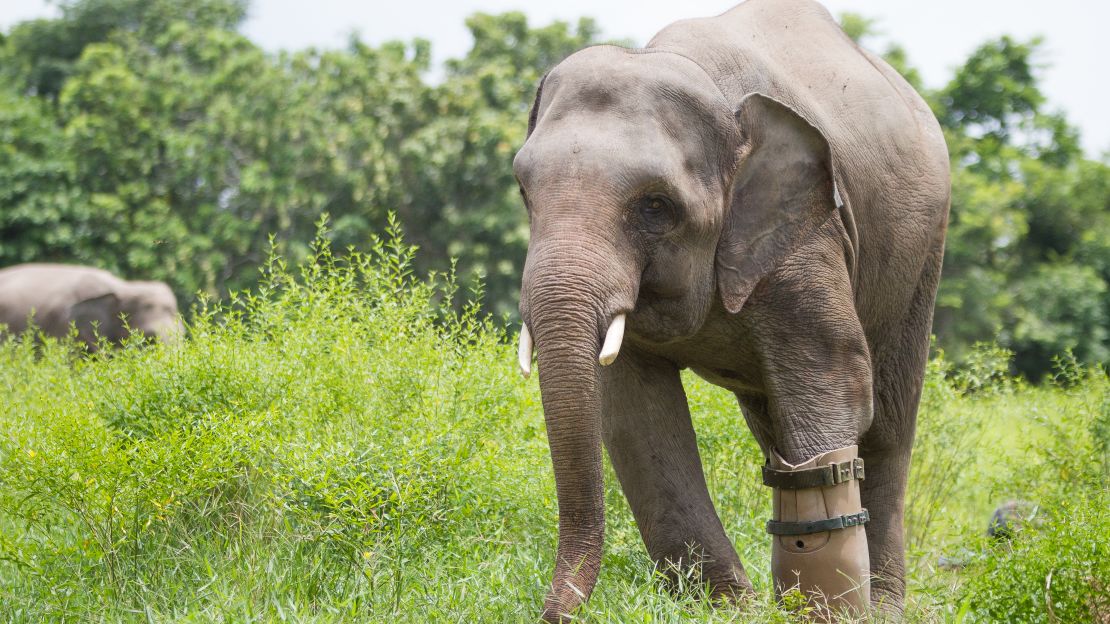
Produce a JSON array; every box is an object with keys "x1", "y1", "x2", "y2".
[{"x1": 763, "y1": 445, "x2": 870, "y2": 619}]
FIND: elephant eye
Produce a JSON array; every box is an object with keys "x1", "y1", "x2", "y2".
[
  {"x1": 517, "y1": 183, "x2": 532, "y2": 216},
  {"x1": 636, "y1": 194, "x2": 677, "y2": 233}
]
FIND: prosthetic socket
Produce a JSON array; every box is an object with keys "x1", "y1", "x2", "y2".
[{"x1": 764, "y1": 445, "x2": 870, "y2": 618}]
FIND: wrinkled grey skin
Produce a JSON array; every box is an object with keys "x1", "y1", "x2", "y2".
[
  {"x1": 513, "y1": 0, "x2": 950, "y2": 620},
  {"x1": 0, "y1": 264, "x2": 182, "y2": 348}
]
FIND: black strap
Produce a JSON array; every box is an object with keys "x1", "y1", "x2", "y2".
[
  {"x1": 766, "y1": 510, "x2": 870, "y2": 535},
  {"x1": 761, "y1": 458, "x2": 864, "y2": 489}
]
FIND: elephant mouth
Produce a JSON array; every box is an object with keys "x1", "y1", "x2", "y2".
[{"x1": 518, "y1": 312, "x2": 627, "y2": 377}]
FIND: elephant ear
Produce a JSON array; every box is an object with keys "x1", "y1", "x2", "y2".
[
  {"x1": 716, "y1": 93, "x2": 840, "y2": 314},
  {"x1": 69, "y1": 292, "x2": 122, "y2": 344}
]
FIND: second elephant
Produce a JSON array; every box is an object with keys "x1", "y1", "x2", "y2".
[{"x1": 0, "y1": 263, "x2": 182, "y2": 348}]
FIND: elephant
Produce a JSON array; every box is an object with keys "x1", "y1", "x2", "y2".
[
  {"x1": 0, "y1": 263, "x2": 182, "y2": 349},
  {"x1": 512, "y1": 0, "x2": 950, "y2": 620}
]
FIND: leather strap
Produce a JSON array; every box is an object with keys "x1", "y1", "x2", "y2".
[
  {"x1": 766, "y1": 509, "x2": 870, "y2": 535},
  {"x1": 762, "y1": 458, "x2": 864, "y2": 489}
]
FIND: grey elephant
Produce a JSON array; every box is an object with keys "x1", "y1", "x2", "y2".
[
  {"x1": 513, "y1": 0, "x2": 949, "y2": 620},
  {"x1": 0, "y1": 264, "x2": 182, "y2": 348}
]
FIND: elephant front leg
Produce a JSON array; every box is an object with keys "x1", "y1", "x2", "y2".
[
  {"x1": 601, "y1": 346, "x2": 753, "y2": 601},
  {"x1": 741, "y1": 240, "x2": 877, "y2": 619}
]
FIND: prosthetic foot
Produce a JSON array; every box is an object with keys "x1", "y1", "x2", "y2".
[{"x1": 763, "y1": 445, "x2": 870, "y2": 619}]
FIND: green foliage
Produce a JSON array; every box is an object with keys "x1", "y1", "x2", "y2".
[
  {"x1": 1, "y1": 0, "x2": 247, "y2": 98},
  {"x1": 906, "y1": 350, "x2": 983, "y2": 553},
  {"x1": 938, "y1": 36, "x2": 1046, "y2": 143},
  {"x1": 904, "y1": 347, "x2": 1110, "y2": 623},
  {"x1": 1011, "y1": 263, "x2": 1109, "y2": 375},
  {"x1": 1, "y1": 228, "x2": 1107, "y2": 620},
  {"x1": 933, "y1": 36, "x2": 1109, "y2": 379},
  {"x1": 0, "y1": 87, "x2": 86, "y2": 263},
  {"x1": 0, "y1": 222, "x2": 532, "y2": 620},
  {"x1": 905, "y1": 342, "x2": 1013, "y2": 555},
  {"x1": 957, "y1": 495, "x2": 1110, "y2": 623},
  {"x1": 952, "y1": 358, "x2": 1110, "y2": 623},
  {"x1": 948, "y1": 342, "x2": 1017, "y2": 395},
  {"x1": 398, "y1": 13, "x2": 601, "y2": 317}
]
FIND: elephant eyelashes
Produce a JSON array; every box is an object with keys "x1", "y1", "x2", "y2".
[
  {"x1": 636, "y1": 194, "x2": 678, "y2": 234},
  {"x1": 517, "y1": 185, "x2": 530, "y2": 211}
]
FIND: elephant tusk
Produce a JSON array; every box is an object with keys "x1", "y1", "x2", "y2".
[
  {"x1": 598, "y1": 314, "x2": 626, "y2": 366},
  {"x1": 518, "y1": 322, "x2": 534, "y2": 378}
]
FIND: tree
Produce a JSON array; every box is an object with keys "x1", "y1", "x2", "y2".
[
  {"x1": 0, "y1": 87, "x2": 86, "y2": 264},
  {"x1": 934, "y1": 36, "x2": 1109, "y2": 378},
  {"x1": 1, "y1": 0, "x2": 246, "y2": 99}
]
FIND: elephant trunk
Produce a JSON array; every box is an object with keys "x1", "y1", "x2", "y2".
[
  {"x1": 534, "y1": 315, "x2": 604, "y2": 622},
  {"x1": 523, "y1": 244, "x2": 637, "y2": 623}
]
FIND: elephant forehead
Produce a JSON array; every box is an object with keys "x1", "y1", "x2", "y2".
[
  {"x1": 515, "y1": 123, "x2": 695, "y2": 193},
  {"x1": 541, "y1": 48, "x2": 733, "y2": 135},
  {"x1": 547, "y1": 46, "x2": 727, "y2": 111},
  {"x1": 521, "y1": 49, "x2": 734, "y2": 190}
]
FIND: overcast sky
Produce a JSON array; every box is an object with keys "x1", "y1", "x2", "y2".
[{"x1": 2, "y1": 0, "x2": 1106, "y2": 155}]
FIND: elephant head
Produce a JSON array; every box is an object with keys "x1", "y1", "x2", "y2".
[
  {"x1": 513, "y1": 46, "x2": 838, "y2": 619},
  {"x1": 70, "y1": 280, "x2": 182, "y2": 347}
]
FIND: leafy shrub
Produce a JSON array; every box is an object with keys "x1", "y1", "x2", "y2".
[
  {"x1": 956, "y1": 493, "x2": 1110, "y2": 623},
  {"x1": 949, "y1": 356, "x2": 1110, "y2": 623},
  {"x1": 0, "y1": 218, "x2": 545, "y2": 620},
  {"x1": 906, "y1": 347, "x2": 990, "y2": 552},
  {"x1": 1010, "y1": 263, "x2": 1109, "y2": 381},
  {"x1": 1, "y1": 221, "x2": 1107, "y2": 621},
  {"x1": 947, "y1": 342, "x2": 1016, "y2": 395}
]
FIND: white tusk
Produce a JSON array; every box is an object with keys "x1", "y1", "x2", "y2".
[
  {"x1": 598, "y1": 314, "x2": 626, "y2": 366},
  {"x1": 518, "y1": 322, "x2": 534, "y2": 378}
]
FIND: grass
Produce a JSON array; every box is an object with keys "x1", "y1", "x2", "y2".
[{"x1": 1, "y1": 224, "x2": 1107, "y2": 622}]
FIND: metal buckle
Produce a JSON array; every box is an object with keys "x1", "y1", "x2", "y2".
[
  {"x1": 765, "y1": 509, "x2": 871, "y2": 535},
  {"x1": 832, "y1": 458, "x2": 866, "y2": 484},
  {"x1": 761, "y1": 457, "x2": 866, "y2": 489}
]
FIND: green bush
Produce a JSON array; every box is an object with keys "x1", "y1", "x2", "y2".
[
  {"x1": 1, "y1": 223, "x2": 1107, "y2": 622},
  {"x1": 945, "y1": 355, "x2": 1110, "y2": 623},
  {"x1": 0, "y1": 220, "x2": 547, "y2": 620},
  {"x1": 956, "y1": 494, "x2": 1110, "y2": 623}
]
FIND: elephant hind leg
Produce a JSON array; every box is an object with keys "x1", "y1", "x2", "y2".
[
  {"x1": 860, "y1": 237, "x2": 946, "y2": 612},
  {"x1": 601, "y1": 348, "x2": 753, "y2": 600}
]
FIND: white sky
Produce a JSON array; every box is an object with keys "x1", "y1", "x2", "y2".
[{"x1": 2, "y1": 0, "x2": 1106, "y2": 155}]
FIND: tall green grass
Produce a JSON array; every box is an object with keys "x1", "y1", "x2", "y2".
[{"x1": 1, "y1": 224, "x2": 1106, "y2": 622}]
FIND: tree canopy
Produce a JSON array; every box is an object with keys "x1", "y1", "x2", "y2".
[{"x1": 2, "y1": 2, "x2": 1107, "y2": 379}]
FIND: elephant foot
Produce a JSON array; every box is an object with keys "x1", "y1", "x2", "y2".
[
  {"x1": 708, "y1": 576, "x2": 756, "y2": 606},
  {"x1": 868, "y1": 586, "x2": 906, "y2": 620},
  {"x1": 653, "y1": 553, "x2": 754, "y2": 604},
  {"x1": 540, "y1": 575, "x2": 595, "y2": 623},
  {"x1": 540, "y1": 599, "x2": 582, "y2": 623}
]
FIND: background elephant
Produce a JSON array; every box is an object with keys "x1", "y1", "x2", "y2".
[
  {"x1": 513, "y1": 0, "x2": 949, "y2": 620},
  {"x1": 0, "y1": 264, "x2": 182, "y2": 348}
]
